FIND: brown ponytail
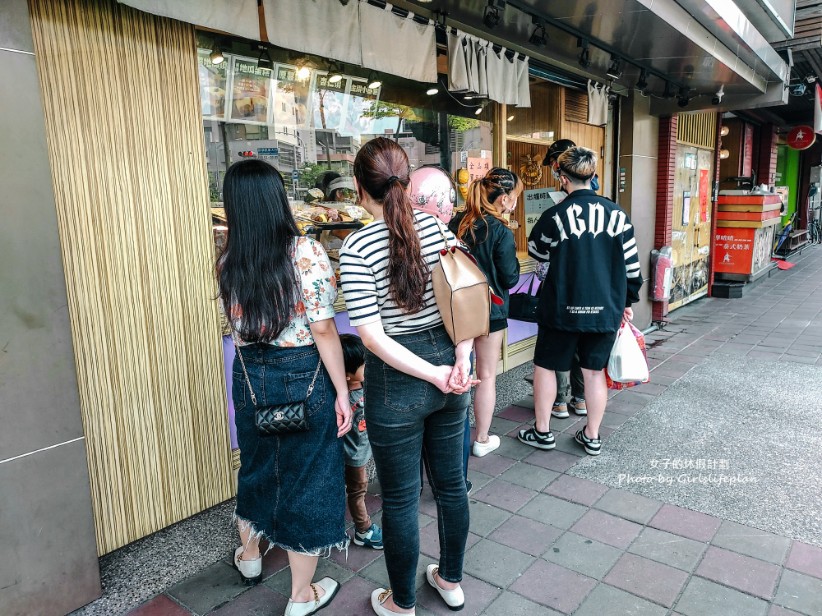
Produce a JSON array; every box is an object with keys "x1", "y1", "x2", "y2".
[
  {"x1": 354, "y1": 138, "x2": 428, "y2": 313},
  {"x1": 457, "y1": 167, "x2": 522, "y2": 244}
]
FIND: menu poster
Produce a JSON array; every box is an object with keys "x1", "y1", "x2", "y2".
[
  {"x1": 198, "y1": 49, "x2": 228, "y2": 120},
  {"x1": 273, "y1": 64, "x2": 313, "y2": 132},
  {"x1": 341, "y1": 79, "x2": 382, "y2": 138},
  {"x1": 467, "y1": 157, "x2": 492, "y2": 183},
  {"x1": 230, "y1": 58, "x2": 272, "y2": 124},
  {"x1": 313, "y1": 73, "x2": 349, "y2": 132}
]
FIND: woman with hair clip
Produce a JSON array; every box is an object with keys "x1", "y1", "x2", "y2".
[
  {"x1": 339, "y1": 138, "x2": 476, "y2": 616},
  {"x1": 449, "y1": 168, "x2": 523, "y2": 458},
  {"x1": 218, "y1": 159, "x2": 351, "y2": 616}
]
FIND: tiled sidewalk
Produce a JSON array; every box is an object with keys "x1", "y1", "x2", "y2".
[{"x1": 129, "y1": 248, "x2": 822, "y2": 616}]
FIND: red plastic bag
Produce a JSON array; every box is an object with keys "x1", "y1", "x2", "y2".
[{"x1": 605, "y1": 322, "x2": 650, "y2": 390}]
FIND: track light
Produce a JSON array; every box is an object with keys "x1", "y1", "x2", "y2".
[
  {"x1": 663, "y1": 81, "x2": 675, "y2": 99},
  {"x1": 529, "y1": 17, "x2": 548, "y2": 47},
  {"x1": 426, "y1": 87, "x2": 439, "y2": 96},
  {"x1": 483, "y1": 0, "x2": 505, "y2": 29},
  {"x1": 366, "y1": 72, "x2": 382, "y2": 90},
  {"x1": 209, "y1": 41, "x2": 224, "y2": 65},
  {"x1": 475, "y1": 102, "x2": 487, "y2": 116},
  {"x1": 677, "y1": 86, "x2": 691, "y2": 108},
  {"x1": 635, "y1": 69, "x2": 648, "y2": 93},
  {"x1": 257, "y1": 46, "x2": 273, "y2": 70},
  {"x1": 328, "y1": 63, "x2": 343, "y2": 84},
  {"x1": 606, "y1": 55, "x2": 623, "y2": 80},
  {"x1": 577, "y1": 38, "x2": 591, "y2": 68}
]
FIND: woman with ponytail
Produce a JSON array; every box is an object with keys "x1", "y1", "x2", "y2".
[
  {"x1": 449, "y1": 168, "x2": 523, "y2": 458},
  {"x1": 339, "y1": 138, "x2": 475, "y2": 616}
]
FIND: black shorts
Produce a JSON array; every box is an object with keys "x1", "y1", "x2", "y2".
[
  {"x1": 533, "y1": 328, "x2": 618, "y2": 372},
  {"x1": 489, "y1": 318, "x2": 508, "y2": 333}
]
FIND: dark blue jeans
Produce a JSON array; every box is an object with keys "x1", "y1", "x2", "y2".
[{"x1": 364, "y1": 326, "x2": 471, "y2": 610}]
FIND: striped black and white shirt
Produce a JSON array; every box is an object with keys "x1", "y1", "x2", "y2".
[{"x1": 339, "y1": 211, "x2": 456, "y2": 335}]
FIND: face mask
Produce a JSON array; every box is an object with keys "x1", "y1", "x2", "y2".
[{"x1": 552, "y1": 168, "x2": 561, "y2": 182}]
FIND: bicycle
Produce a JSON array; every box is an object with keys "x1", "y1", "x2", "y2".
[
  {"x1": 773, "y1": 211, "x2": 798, "y2": 256},
  {"x1": 808, "y1": 205, "x2": 822, "y2": 244}
]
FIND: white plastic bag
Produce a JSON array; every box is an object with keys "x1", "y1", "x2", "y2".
[{"x1": 607, "y1": 323, "x2": 650, "y2": 383}]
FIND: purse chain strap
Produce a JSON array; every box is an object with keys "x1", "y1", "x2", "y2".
[{"x1": 230, "y1": 330, "x2": 322, "y2": 406}]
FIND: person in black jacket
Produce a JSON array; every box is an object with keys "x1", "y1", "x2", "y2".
[
  {"x1": 450, "y1": 168, "x2": 522, "y2": 458},
  {"x1": 520, "y1": 147, "x2": 642, "y2": 456}
]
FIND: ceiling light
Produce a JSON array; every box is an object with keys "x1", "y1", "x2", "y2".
[
  {"x1": 529, "y1": 17, "x2": 548, "y2": 47},
  {"x1": 606, "y1": 55, "x2": 623, "y2": 80},
  {"x1": 257, "y1": 46, "x2": 273, "y2": 70},
  {"x1": 464, "y1": 95, "x2": 474, "y2": 100},
  {"x1": 209, "y1": 42, "x2": 224, "y2": 65},
  {"x1": 507, "y1": 115, "x2": 515, "y2": 121},
  {"x1": 475, "y1": 104, "x2": 485, "y2": 116},
  {"x1": 367, "y1": 72, "x2": 382, "y2": 90},
  {"x1": 328, "y1": 64, "x2": 343, "y2": 84},
  {"x1": 635, "y1": 69, "x2": 648, "y2": 92},
  {"x1": 720, "y1": 125, "x2": 730, "y2": 137},
  {"x1": 426, "y1": 87, "x2": 439, "y2": 95},
  {"x1": 577, "y1": 38, "x2": 591, "y2": 68},
  {"x1": 483, "y1": 0, "x2": 505, "y2": 29},
  {"x1": 719, "y1": 149, "x2": 730, "y2": 160},
  {"x1": 296, "y1": 64, "x2": 311, "y2": 80}
]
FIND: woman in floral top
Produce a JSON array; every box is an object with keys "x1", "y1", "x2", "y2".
[{"x1": 218, "y1": 159, "x2": 351, "y2": 616}]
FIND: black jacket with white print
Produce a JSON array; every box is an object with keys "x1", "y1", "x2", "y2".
[{"x1": 527, "y1": 189, "x2": 642, "y2": 332}]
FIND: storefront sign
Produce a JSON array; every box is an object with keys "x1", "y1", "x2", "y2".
[
  {"x1": 699, "y1": 169, "x2": 710, "y2": 223},
  {"x1": 467, "y1": 157, "x2": 491, "y2": 183},
  {"x1": 787, "y1": 125, "x2": 816, "y2": 150},
  {"x1": 230, "y1": 58, "x2": 271, "y2": 124},
  {"x1": 198, "y1": 49, "x2": 228, "y2": 120},
  {"x1": 313, "y1": 73, "x2": 350, "y2": 132},
  {"x1": 273, "y1": 64, "x2": 312, "y2": 130},
  {"x1": 714, "y1": 228, "x2": 754, "y2": 273}
]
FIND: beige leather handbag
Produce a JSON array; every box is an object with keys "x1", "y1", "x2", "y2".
[{"x1": 431, "y1": 222, "x2": 496, "y2": 344}]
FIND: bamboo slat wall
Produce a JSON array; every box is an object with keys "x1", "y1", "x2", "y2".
[
  {"x1": 29, "y1": 0, "x2": 233, "y2": 555},
  {"x1": 677, "y1": 111, "x2": 717, "y2": 149}
]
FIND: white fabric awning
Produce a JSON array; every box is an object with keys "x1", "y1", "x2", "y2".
[{"x1": 117, "y1": 0, "x2": 437, "y2": 84}]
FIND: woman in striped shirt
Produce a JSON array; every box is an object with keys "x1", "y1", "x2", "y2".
[{"x1": 340, "y1": 138, "x2": 475, "y2": 616}]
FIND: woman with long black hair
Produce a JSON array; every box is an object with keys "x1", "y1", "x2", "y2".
[
  {"x1": 339, "y1": 138, "x2": 476, "y2": 615},
  {"x1": 218, "y1": 159, "x2": 351, "y2": 616}
]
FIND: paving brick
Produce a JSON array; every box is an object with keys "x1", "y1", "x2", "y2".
[
  {"x1": 521, "y1": 451, "x2": 580, "y2": 473},
  {"x1": 550, "y1": 432, "x2": 588, "y2": 457},
  {"x1": 328, "y1": 536, "x2": 384, "y2": 572},
  {"x1": 463, "y1": 538, "x2": 536, "y2": 587},
  {"x1": 489, "y1": 416, "x2": 522, "y2": 436},
  {"x1": 209, "y1": 584, "x2": 288, "y2": 615},
  {"x1": 773, "y1": 569, "x2": 822, "y2": 615},
  {"x1": 768, "y1": 605, "x2": 805, "y2": 616},
  {"x1": 488, "y1": 514, "x2": 563, "y2": 557},
  {"x1": 518, "y1": 493, "x2": 587, "y2": 530},
  {"x1": 603, "y1": 553, "x2": 689, "y2": 608},
  {"x1": 696, "y1": 546, "x2": 780, "y2": 599},
  {"x1": 483, "y1": 590, "x2": 563, "y2": 615},
  {"x1": 416, "y1": 572, "x2": 501, "y2": 616},
  {"x1": 600, "y1": 412, "x2": 631, "y2": 428},
  {"x1": 126, "y1": 594, "x2": 193, "y2": 616},
  {"x1": 628, "y1": 527, "x2": 707, "y2": 571},
  {"x1": 360, "y1": 552, "x2": 436, "y2": 591},
  {"x1": 574, "y1": 583, "x2": 668, "y2": 616},
  {"x1": 167, "y1": 561, "x2": 246, "y2": 615},
  {"x1": 594, "y1": 488, "x2": 662, "y2": 524},
  {"x1": 675, "y1": 576, "x2": 768, "y2": 616},
  {"x1": 544, "y1": 475, "x2": 608, "y2": 506},
  {"x1": 494, "y1": 434, "x2": 538, "y2": 461},
  {"x1": 467, "y1": 501, "x2": 513, "y2": 537},
  {"x1": 544, "y1": 532, "x2": 623, "y2": 579},
  {"x1": 499, "y1": 462, "x2": 559, "y2": 491},
  {"x1": 320, "y1": 573, "x2": 377, "y2": 616},
  {"x1": 711, "y1": 520, "x2": 791, "y2": 565},
  {"x1": 469, "y1": 452, "x2": 517, "y2": 477},
  {"x1": 570, "y1": 509, "x2": 643, "y2": 549},
  {"x1": 509, "y1": 560, "x2": 597, "y2": 613},
  {"x1": 649, "y1": 504, "x2": 721, "y2": 542},
  {"x1": 472, "y1": 478, "x2": 538, "y2": 512},
  {"x1": 785, "y1": 540, "x2": 822, "y2": 579},
  {"x1": 466, "y1": 470, "x2": 494, "y2": 494},
  {"x1": 499, "y1": 404, "x2": 534, "y2": 422}
]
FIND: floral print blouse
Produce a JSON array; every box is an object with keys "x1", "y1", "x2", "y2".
[{"x1": 230, "y1": 236, "x2": 337, "y2": 347}]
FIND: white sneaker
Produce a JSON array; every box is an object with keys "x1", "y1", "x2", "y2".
[
  {"x1": 233, "y1": 546, "x2": 261, "y2": 585},
  {"x1": 472, "y1": 434, "x2": 500, "y2": 457}
]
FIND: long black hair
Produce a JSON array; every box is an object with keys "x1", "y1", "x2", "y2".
[{"x1": 218, "y1": 159, "x2": 300, "y2": 343}]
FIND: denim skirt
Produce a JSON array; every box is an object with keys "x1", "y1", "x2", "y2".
[{"x1": 232, "y1": 343, "x2": 347, "y2": 555}]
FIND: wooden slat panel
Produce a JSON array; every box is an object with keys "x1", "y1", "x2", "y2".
[
  {"x1": 677, "y1": 111, "x2": 717, "y2": 149},
  {"x1": 29, "y1": 0, "x2": 233, "y2": 554},
  {"x1": 564, "y1": 89, "x2": 588, "y2": 124}
]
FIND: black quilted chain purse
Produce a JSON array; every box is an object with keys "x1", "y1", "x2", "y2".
[{"x1": 232, "y1": 333, "x2": 322, "y2": 435}]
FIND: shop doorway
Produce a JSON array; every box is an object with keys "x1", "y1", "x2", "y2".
[{"x1": 670, "y1": 113, "x2": 717, "y2": 310}]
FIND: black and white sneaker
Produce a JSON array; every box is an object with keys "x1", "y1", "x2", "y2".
[
  {"x1": 517, "y1": 427, "x2": 556, "y2": 450},
  {"x1": 574, "y1": 426, "x2": 601, "y2": 456}
]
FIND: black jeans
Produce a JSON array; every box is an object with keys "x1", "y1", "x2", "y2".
[{"x1": 364, "y1": 325, "x2": 471, "y2": 609}]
